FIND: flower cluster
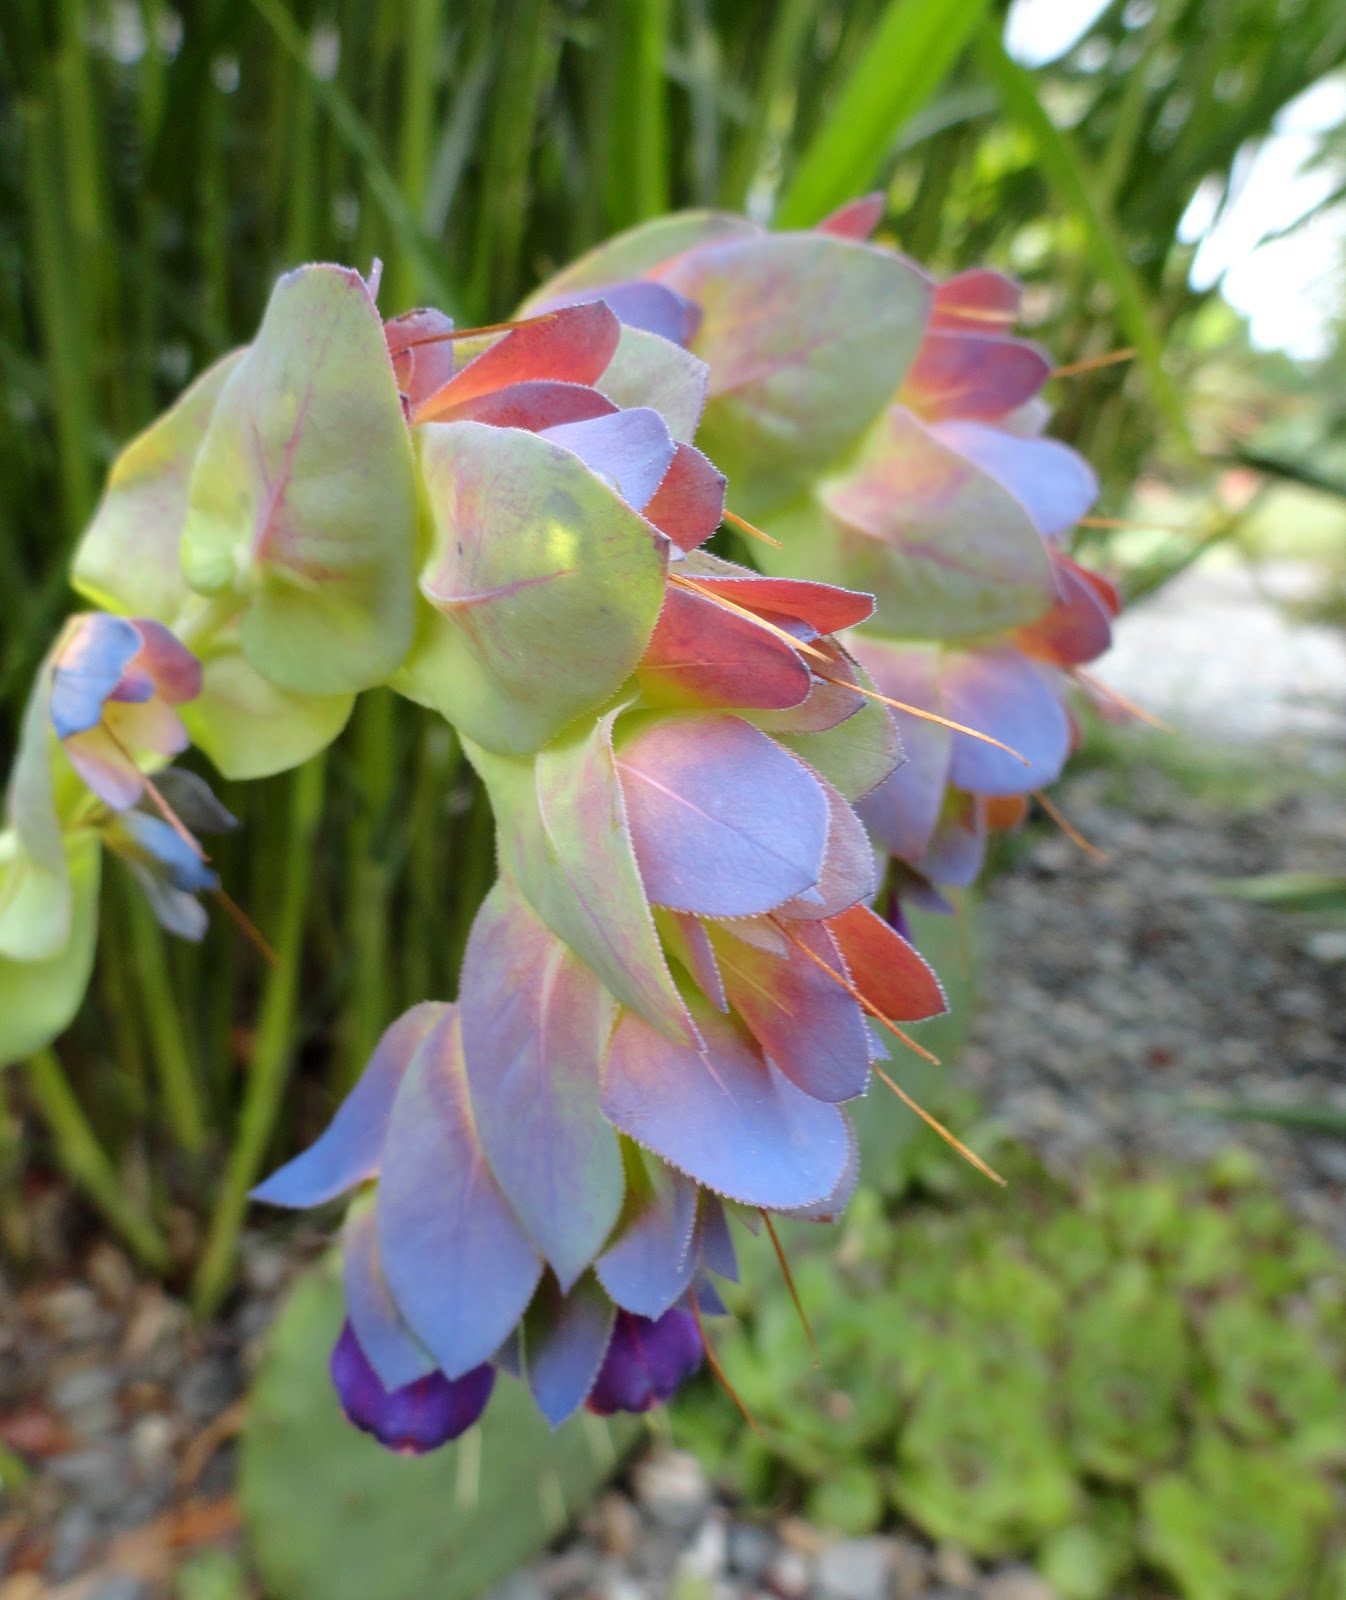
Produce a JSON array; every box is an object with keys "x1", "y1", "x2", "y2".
[{"x1": 0, "y1": 198, "x2": 1122, "y2": 1447}]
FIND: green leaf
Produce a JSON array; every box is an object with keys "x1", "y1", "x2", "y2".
[
  {"x1": 71, "y1": 349, "x2": 244, "y2": 624},
  {"x1": 1141, "y1": 1431, "x2": 1334, "y2": 1600},
  {"x1": 664, "y1": 234, "x2": 930, "y2": 518},
  {"x1": 181, "y1": 264, "x2": 419, "y2": 696},
  {"x1": 973, "y1": 24, "x2": 1193, "y2": 453},
  {"x1": 774, "y1": 0, "x2": 994, "y2": 228},
  {"x1": 1218, "y1": 871, "x2": 1346, "y2": 918},
  {"x1": 0, "y1": 833, "x2": 100, "y2": 1067},
  {"x1": 395, "y1": 423, "x2": 667, "y2": 756},
  {"x1": 239, "y1": 1258, "x2": 640, "y2": 1600}
]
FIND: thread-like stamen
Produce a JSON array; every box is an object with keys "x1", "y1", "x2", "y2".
[
  {"x1": 775, "y1": 922, "x2": 941, "y2": 1066},
  {"x1": 722, "y1": 509, "x2": 783, "y2": 550},
  {"x1": 1070, "y1": 668, "x2": 1172, "y2": 731},
  {"x1": 394, "y1": 311, "x2": 559, "y2": 350},
  {"x1": 1032, "y1": 789, "x2": 1107, "y2": 862},
  {"x1": 689, "y1": 1287, "x2": 763, "y2": 1436},
  {"x1": 870, "y1": 1061, "x2": 1006, "y2": 1186},
  {"x1": 935, "y1": 305, "x2": 1020, "y2": 326},
  {"x1": 1078, "y1": 515, "x2": 1194, "y2": 533},
  {"x1": 667, "y1": 575, "x2": 831, "y2": 661},
  {"x1": 815, "y1": 675, "x2": 1030, "y2": 765},
  {"x1": 760, "y1": 1210, "x2": 820, "y2": 1365},
  {"x1": 103, "y1": 728, "x2": 206, "y2": 861},
  {"x1": 1051, "y1": 347, "x2": 1135, "y2": 379},
  {"x1": 212, "y1": 888, "x2": 278, "y2": 967}
]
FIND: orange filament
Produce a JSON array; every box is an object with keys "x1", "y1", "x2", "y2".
[
  {"x1": 212, "y1": 888, "x2": 278, "y2": 967},
  {"x1": 1078, "y1": 515, "x2": 1194, "y2": 533},
  {"x1": 1032, "y1": 789, "x2": 1107, "y2": 862},
  {"x1": 814, "y1": 675, "x2": 1030, "y2": 765},
  {"x1": 667, "y1": 575, "x2": 830, "y2": 661},
  {"x1": 103, "y1": 727, "x2": 206, "y2": 861},
  {"x1": 936, "y1": 305, "x2": 1021, "y2": 326},
  {"x1": 761, "y1": 1210, "x2": 820, "y2": 1365},
  {"x1": 1051, "y1": 347, "x2": 1135, "y2": 380},
  {"x1": 774, "y1": 922, "x2": 941, "y2": 1067},
  {"x1": 689, "y1": 1287, "x2": 763, "y2": 1436},
  {"x1": 1070, "y1": 667, "x2": 1172, "y2": 731},
  {"x1": 870, "y1": 1061, "x2": 1006, "y2": 1186},
  {"x1": 394, "y1": 311, "x2": 559, "y2": 349},
  {"x1": 722, "y1": 509, "x2": 783, "y2": 550}
]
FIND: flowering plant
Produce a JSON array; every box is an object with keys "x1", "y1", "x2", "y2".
[{"x1": 0, "y1": 200, "x2": 1124, "y2": 1449}]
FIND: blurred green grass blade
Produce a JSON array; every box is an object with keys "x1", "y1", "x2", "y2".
[
  {"x1": 1188, "y1": 1098, "x2": 1346, "y2": 1136},
  {"x1": 1217, "y1": 871, "x2": 1346, "y2": 918},
  {"x1": 720, "y1": 0, "x2": 819, "y2": 208},
  {"x1": 774, "y1": 0, "x2": 992, "y2": 227},
  {"x1": 247, "y1": 0, "x2": 459, "y2": 311},
  {"x1": 974, "y1": 23, "x2": 1193, "y2": 454},
  {"x1": 607, "y1": 0, "x2": 671, "y2": 224}
]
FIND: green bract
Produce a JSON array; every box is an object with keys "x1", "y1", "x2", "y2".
[
  {"x1": 755, "y1": 413, "x2": 1058, "y2": 639},
  {"x1": 0, "y1": 833, "x2": 100, "y2": 1066},
  {"x1": 463, "y1": 713, "x2": 696, "y2": 1048},
  {"x1": 72, "y1": 349, "x2": 245, "y2": 623},
  {"x1": 180, "y1": 265, "x2": 418, "y2": 697},
  {"x1": 396, "y1": 424, "x2": 667, "y2": 756},
  {"x1": 665, "y1": 234, "x2": 931, "y2": 518}
]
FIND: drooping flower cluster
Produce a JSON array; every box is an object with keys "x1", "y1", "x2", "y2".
[
  {"x1": 1, "y1": 196, "x2": 1124, "y2": 1448},
  {"x1": 524, "y1": 195, "x2": 1123, "y2": 912}
]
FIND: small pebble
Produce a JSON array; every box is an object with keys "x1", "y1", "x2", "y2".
[
  {"x1": 728, "y1": 1522, "x2": 775, "y2": 1583},
  {"x1": 981, "y1": 1566, "x2": 1059, "y2": 1600},
  {"x1": 631, "y1": 1449, "x2": 709, "y2": 1532},
  {"x1": 675, "y1": 1515, "x2": 727, "y2": 1581},
  {"x1": 933, "y1": 1545, "x2": 979, "y2": 1590},
  {"x1": 86, "y1": 1578, "x2": 154, "y2": 1600},
  {"x1": 585, "y1": 1491, "x2": 642, "y2": 1558},
  {"x1": 815, "y1": 1537, "x2": 894, "y2": 1600},
  {"x1": 764, "y1": 1546, "x2": 812, "y2": 1600}
]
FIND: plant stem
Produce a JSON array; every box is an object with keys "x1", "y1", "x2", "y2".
[
  {"x1": 26, "y1": 1048, "x2": 169, "y2": 1271},
  {"x1": 127, "y1": 890, "x2": 208, "y2": 1156},
  {"x1": 340, "y1": 690, "x2": 395, "y2": 1090},
  {"x1": 192, "y1": 755, "x2": 325, "y2": 1317}
]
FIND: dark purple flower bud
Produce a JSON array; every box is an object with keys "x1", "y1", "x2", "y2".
[
  {"x1": 329, "y1": 1320, "x2": 494, "y2": 1455},
  {"x1": 586, "y1": 1307, "x2": 702, "y2": 1416}
]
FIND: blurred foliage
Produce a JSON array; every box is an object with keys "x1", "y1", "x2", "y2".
[
  {"x1": 239, "y1": 1257, "x2": 641, "y2": 1600},
  {"x1": 672, "y1": 1147, "x2": 1346, "y2": 1600},
  {"x1": 1, "y1": 0, "x2": 1344, "y2": 1288}
]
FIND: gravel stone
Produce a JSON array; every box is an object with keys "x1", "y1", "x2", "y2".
[
  {"x1": 631, "y1": 1449, "x2": 710, "y2": 1531},
  {"x1": 980, "y1": 1567, "x2": 1059, "y2": 1600},
  {"x1": 728, "y1": 1523, "x2": 776, "y2": 1582},
  {"x1": 815, "y1": 1537, "x2": 899, "y2": 1600}
]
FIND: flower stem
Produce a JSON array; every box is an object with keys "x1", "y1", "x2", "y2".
[
  {"x1": 126, "y1": 890, "x2": 208, "y2": 1155},
  {"x1": 192, "y1": 755, "x2": 325, "y2": 1317},
  {"x1": 26, "y1": 1048, "x2": 169, "y2": 1272}
]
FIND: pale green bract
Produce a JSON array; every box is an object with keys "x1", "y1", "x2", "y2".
[
  {"x1": 395, "y1": 424, "x2": 668, "y2": 757},
  {"x1": 180, "y1": 265, "x2": 419, "y2": 698}
]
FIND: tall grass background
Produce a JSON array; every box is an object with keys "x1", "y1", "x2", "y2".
[{"x1": 1, "y1": 0, "x2": 1342, "y2": 1305}]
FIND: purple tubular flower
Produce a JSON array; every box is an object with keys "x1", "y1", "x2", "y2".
[
  {"x1": 330, "y1": 1321, "x2": 495, "y2": 1454},
  {"x1": 586, "y1": 1307, "x2": 703, "y2": 1416},
  {"x1": 103, "y1": 768, "x2": 237, "y2": 941},
  {"x1": 49, "y1": 614, "x2": 202, "y2": 810}
]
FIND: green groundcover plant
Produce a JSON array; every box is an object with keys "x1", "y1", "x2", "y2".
[{"x1": 673, "y1": 1145, "x2": 1346, "y2": 1600}]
